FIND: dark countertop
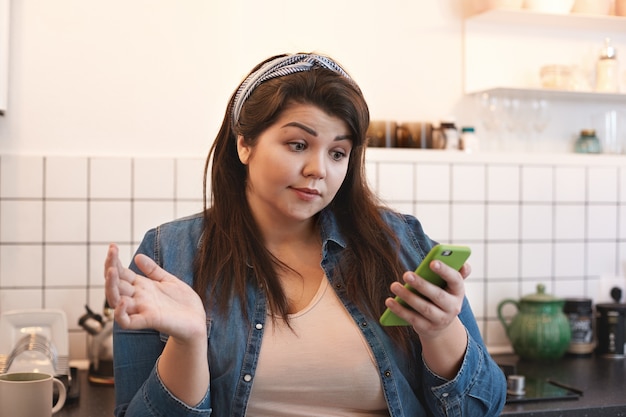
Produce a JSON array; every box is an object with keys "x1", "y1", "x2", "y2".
[
  {"x1": 495, "y1": 353, "x2": 626, "y2": 417},
  {"x1": 55, "y1": 355, "x2": 626, "y2": 417},
  {"x1": 57, "y1": 369, "x2": 115, "y2": 417}
]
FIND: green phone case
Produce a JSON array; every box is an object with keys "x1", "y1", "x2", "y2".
[{"x1": 379, "y1": 244, "x2": 471, "y2": 326}]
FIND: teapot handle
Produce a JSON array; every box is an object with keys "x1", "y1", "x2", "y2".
[{"x1": 497, "y1": 299, "x2": 520, "y2": 335}]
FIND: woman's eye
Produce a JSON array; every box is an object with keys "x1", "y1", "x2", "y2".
[
  {"x1": 288, "y1": 142, "x2": 306, "y2": 152},
  {"x1": 330, "y1": 150, "x2": 346, "y2": 161}
]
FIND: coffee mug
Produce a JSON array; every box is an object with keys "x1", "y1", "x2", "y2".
[{"x1": 0, "y1": 372, "x2": 67, "y2": 417}]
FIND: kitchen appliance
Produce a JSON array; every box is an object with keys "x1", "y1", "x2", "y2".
[
  {"x1": 78, "y1": 302, "x2": 114, "y2": 385},
  {"x1": 0, "y1": 309, "x2": 79, "y2": 401},
  {"x1": 0, "y1": 309, "x2": 69, "y2": 377},
  {"x1": 497, "y1": 284, "x2": 571, "y2": 360}
]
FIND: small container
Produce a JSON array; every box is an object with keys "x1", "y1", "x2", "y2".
[
  {"x1": 540, "y1": 65, "x2": 572, "y2": 90},
  {"x1": 574, "y1": 129, "x2": 601, "y2": 154},
  {"x1": 460, "y1": 126, "x2": 479, "y2": 153},
  {"x1": 432, "y1": 118, "x2": 460, "y2": 150},
  {"x1": 596, "y1": 38, "x2": 619, "y2": 93},
  {"x1": 564, "y1": 298, "x2": 595, "y2": 356}
]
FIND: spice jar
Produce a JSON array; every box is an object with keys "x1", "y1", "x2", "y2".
[
  {"x1": 574, "y1": 129, "x2": 601, "y2": 154},
  {"x1": 563, "y1": 298, "x2": 595, "y2": 357}
]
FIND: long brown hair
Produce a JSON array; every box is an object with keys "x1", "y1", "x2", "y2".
[{"x1": 194, "y1": 54, "x2": 407, "y2": 338}]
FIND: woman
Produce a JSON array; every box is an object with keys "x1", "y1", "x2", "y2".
[{"x1": 105, "y1": 53, "x2": 506, "y2": 417}]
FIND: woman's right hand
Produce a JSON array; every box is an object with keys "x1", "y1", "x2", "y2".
[
  {"x1": 105, "y1": 243, "x2": 210, "y2": 406},
  {"x1": 104, "y1": 243, "x2": 206, "y2": 341}
]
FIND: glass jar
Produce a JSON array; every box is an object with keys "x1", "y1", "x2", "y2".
[
  {"x1": 460, "y1": 126, "x2": 479, "y2": 153},
  {"x1": 563, "y1": 298, "x2": 595, "y2": 357},
  {"x1": 574, "y1": 129, "x2": 601, "y2": 154}
]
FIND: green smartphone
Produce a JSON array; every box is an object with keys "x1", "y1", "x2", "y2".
[{"x1": 379, "y1": 244, "x2": 471, "y2": 326}]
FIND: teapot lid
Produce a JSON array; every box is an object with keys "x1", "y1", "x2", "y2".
[{"x1": 521, "y1": 284, "x2": 562, "y2": 303}]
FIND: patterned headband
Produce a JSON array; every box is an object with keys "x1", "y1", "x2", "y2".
[{"x1": 231, "y1": 53, "x2": 354, "y2": 129}]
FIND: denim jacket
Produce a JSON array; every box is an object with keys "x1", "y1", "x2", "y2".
[{"x1": 113, "y1": 209, "x2": 506, "y2": 417}]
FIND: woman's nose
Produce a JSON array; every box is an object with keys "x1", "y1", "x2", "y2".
[{"x1": 303, "y1": 152, "x2": 326, "y2": 179}]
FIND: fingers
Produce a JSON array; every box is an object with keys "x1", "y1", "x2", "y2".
[
  {"x1": 134, "y1": 253, "x2": 173, "y2": 283},
  {"x1": 459, "y1": 263, "x2": 472, "y2": 280},
  {"x1": 104, "y1": 244, "x2": 122, "y2": 308},
  {"x1": 104, "y1": 245, "x2": 166, "y2": 330},
  {"x1": 113, "y1": 296, "x2": 149, "y2": 329},
  {"x1": 424, "y1": 261, "x2": 466, "y2": 296},
  {"x1": 104, "y1": 243, "x2": 137, "y2": 308},
  {"x1": 387, "y1": 262, "x2": 466, "y2": 327}
]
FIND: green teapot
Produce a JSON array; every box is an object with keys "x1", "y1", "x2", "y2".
[{"x1": 497, "y1": 284, "x2": 571, "y2": 360}]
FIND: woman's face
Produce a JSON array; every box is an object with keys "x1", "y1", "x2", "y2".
[{"x1": 237, "y1": 103, "x2": 352, "y2": 229}]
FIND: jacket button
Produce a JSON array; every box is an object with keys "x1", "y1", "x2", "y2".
[
  {"x1": 243, "y1": 374, "x2": 252, "y2": 382},
  {"x1": 384, "y1": 370, "x2": 392, "y2": 378},
  {"x1": 255, "y1": 323, "x2": 263, "y2": 330}
]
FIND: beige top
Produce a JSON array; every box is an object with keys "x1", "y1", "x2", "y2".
[{"x1": 246, "y1": 277, "x2": 389, "y2": 416}]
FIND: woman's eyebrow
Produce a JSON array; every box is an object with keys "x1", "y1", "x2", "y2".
[
  {"x1": 282, "y1": 121, "x2": 317, "y2": 136},
  {"x1": 282, "y1": 122, "x2": 353, "y2": 141}
]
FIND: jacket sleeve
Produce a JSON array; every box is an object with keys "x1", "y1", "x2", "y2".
[
  {"x1": 421, "y1": 298, "x2": 507, "y2": 417},
  {"x1": 112, "y1": 228, "x2": 212, "y2": 417}
]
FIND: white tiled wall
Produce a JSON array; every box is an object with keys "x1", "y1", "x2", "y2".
[
  {"x1": 0, "y1": 155, "x2": 205, "y2": 360},
  {"x1": 1, "y1": 151, "x2": 625, "y2": 359},
  {"x1": 366, "y1": 149, "x2": 626, "y2": 352}
]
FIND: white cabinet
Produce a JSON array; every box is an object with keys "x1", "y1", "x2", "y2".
[{"x1": 463, "y1": 9, "x2": 626, "y2": 102}]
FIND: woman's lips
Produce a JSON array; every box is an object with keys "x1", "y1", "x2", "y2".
[{"x1": 291, "y1": 187, "x2": 321, "y2": 201}]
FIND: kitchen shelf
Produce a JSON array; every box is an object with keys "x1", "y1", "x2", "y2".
[
  {"x1": 463, "y1": 9, "x2": 626, "y2": 97},
  {"x1": 466, "y1": 9, "x2": 626, "y2": 33},
  {"x1": 468, "y1": 86, "x2": 626, "y2": 103}
]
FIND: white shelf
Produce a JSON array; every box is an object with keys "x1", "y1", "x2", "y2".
[
  {"x1": 467, "y1": 86, "x2": 626, "y2": 102},
  {"x1": 466, "y1": 9, "x2": 626, "y2": 33},
  {"x1": 463, "y1": 9, "x2": 626, "y2": 96}
]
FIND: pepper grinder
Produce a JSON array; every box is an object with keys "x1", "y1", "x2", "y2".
[
  {"x1": 595, "y1": 38, "x2": 619, "y2": 93},
  {"x1": 595, "y1": 287, "x2": 626, "y2": 358}
]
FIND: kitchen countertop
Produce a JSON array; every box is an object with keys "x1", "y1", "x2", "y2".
[
  {"x1": 56, "y1": 369, "x2": 115, "y2": 417},
  {"x1": 57, "y1": 355, "x2": 626, "y2": 417},
  {"x1": 496, "y1": 353, "x2": 626, "y2": 416}
]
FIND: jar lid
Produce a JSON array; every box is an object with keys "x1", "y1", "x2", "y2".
[
  {"x1": 601, "y1": 38, "x2": 617, "y2": 59},
  {"x1": 563, "y1": 298, "x2": 593, "y2": 314},
  {"x1": 580, "y1": 129, "x2": 596, "y2": 137},
  {"x1": 521, "y1": 284, "x2": 563, "y2": 303}
]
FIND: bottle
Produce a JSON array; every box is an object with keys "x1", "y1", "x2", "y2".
[
  {"x1": 595, "y1": 38, "x2": 619, "y2": 93},
  {"x1": 574, "y1": 129, "x2": 601, "y2": 154},
  {"x1": 460, "y1": 126, "x2": 479, "y2": 153},
  {"x1": 440, "y1": 118, "x2": 460, "y2": 150}
]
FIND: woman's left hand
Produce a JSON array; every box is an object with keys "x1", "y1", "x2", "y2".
[
  {"x1": 385, "y1": 260, "x2": 469, "y2": 338},
  {"x1": 384, "y1": 260, "x2": 470, "y2": 378}
]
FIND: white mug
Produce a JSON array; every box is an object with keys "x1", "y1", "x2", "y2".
[{"x1": 0, "y1": 372, "x2": 67, "y2": 417}]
